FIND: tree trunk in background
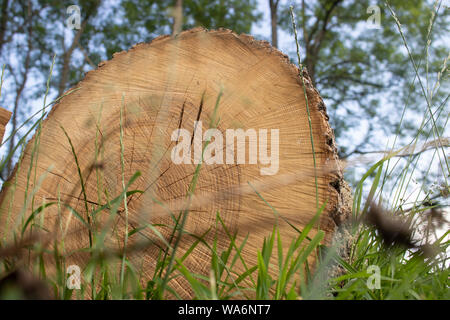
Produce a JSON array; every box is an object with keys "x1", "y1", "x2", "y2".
[
  {"x1": 0, "y1": 0, "x2": 9, "y2": 55},
  {"x1": 269, "y1": 0, "x2": 279, "y2": 48},
  {"x1": 172, "y1": 0, "x2": 183, "y2": 36},
  {"x1": 57, "y1": 1, "x2": 101, "y2": 97},
  {"x1": 302, "y1": 0, "x2": 342, "y2": 86},
  {"x1": 6, "y1": 1, "x2": 33, "y2": 177},
  {"x1": 0, "y1": 28, "x2": 351, "y2": 298}
]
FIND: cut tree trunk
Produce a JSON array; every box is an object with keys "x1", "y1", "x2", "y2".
[{"x1": 0, "y1": 28, "x2": 351, "y2": 298}]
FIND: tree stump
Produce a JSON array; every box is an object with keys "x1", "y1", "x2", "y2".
[{"x1": 0, "y1": 28, "x2": 350, "y2": 298}]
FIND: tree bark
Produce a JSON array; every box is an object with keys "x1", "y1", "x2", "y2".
[{"x1": 0, "y1": 28, "x2": 350, "y2": 298}]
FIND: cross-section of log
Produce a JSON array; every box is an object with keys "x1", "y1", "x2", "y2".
[{"x1": 0, "y1": 28, "x2": 350, "y2": 298}]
